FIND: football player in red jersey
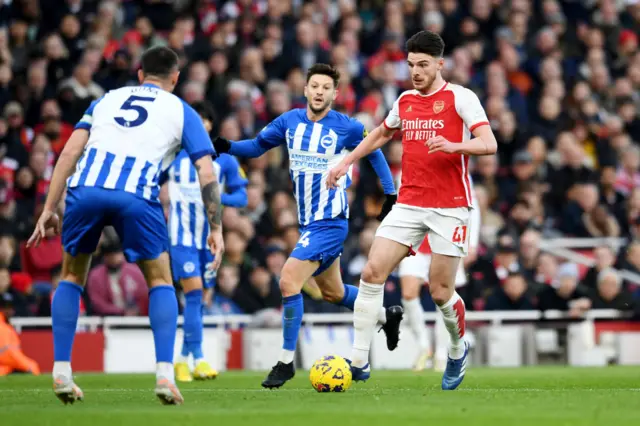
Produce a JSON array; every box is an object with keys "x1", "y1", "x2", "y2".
[{"x1": 327, "y1": 30, "x2": 497, "y2": 389}]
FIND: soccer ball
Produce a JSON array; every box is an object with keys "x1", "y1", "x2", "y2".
[{"x1": 309, "y1": 355, "x2": 353, "y2": 392}]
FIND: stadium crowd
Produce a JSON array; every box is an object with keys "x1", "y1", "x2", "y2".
[{"x1": 0, "y1": 0, "x2": 638, "y2": 319}]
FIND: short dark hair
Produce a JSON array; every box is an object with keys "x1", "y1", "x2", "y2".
[
  {"x1": 191, "y1": 101, "x2": 216, "y2": 124},
  {"x1": 306, "y1": 63, "x2": 340, "y2": 87},
  {"x1": 406, "y1": 31, "x2": 445, "y2": 58},
  {"x1": 140, "y1": 46, "x2": 179, "y2": 79}
]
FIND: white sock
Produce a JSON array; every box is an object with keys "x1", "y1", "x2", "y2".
[
  {"x1": 279, "y1": 349, "x2": 295, "y2": 364},
  {"x1": 350, "y1": 281, "x2": 384, "y2": 368},
  {"x1": 402, "y1": 298, "x2": 429, "y2": 351},
  {"x1": 156, "y1": 362, "x2": 175, "y2": 382},
  {"x1": 177, "y1": 355, "x2": 189, "y2": 364},
  {"x1": 194, "y1": 357, "x2": 204, "y2": 365},
  {"x1": 377, "y1": 306, "x2": 387, "y2": 324},
  {"x1": 52, "y1": 361, "x2": 72, "y2": 379},
  {"x1": 436, "y1": 292, "x2": 466, "y2": 359},
  {"x1": 434, "y1": 313, "x2": 449, "y2": 364}
]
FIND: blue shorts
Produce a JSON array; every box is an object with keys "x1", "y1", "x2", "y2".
[
  {"x1": 290, "y1": 218, "x2": 348, "y2": 277},
  {"x1": 169, "y1": 245, "x2": 216, "y2": 289},
  {"x1": 62, "y1": 186, "x2": 168, "y2": 263}
]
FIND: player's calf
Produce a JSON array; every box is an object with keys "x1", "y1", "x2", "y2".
[
  {"x1": 319, "y1": 284, "x2": 345, "y2": 304},
  {"x1": 268, "y1": 257, "x2": 317, "y2": 388}
]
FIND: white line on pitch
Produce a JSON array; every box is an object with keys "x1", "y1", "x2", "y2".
[{"x1": 0, "y1": 388, "x2": 639, "y2": 393}]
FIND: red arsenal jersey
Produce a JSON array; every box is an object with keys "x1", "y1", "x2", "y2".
[{"x1": 383, "y1": 82, "x2": 489, "y2": 209}]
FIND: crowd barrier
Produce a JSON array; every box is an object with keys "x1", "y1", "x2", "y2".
[{"x1": 10, "y1": 310, "x2": 640, "y2": 373}]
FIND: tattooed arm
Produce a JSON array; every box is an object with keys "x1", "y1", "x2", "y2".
[{"x1": 194, "y1": 155, "x2": 224, "y2": 269}]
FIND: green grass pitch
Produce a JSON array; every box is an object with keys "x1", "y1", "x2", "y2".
[{"x1": 1, "y1": 367, "x2": 639, "y2": 426}]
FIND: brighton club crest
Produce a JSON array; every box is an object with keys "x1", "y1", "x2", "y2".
[{"x1": 433, "y1": 100, "x2": 444, "y2": 114}]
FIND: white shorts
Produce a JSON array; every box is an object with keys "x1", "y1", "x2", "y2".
[
  {"x1": 376, "y1": 203, "x2": 471, "y2": 257},
  {"x1": 398, "y1": 251, "x2": 468, "y2": 286}
]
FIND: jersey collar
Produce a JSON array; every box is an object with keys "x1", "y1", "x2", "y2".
[{"x1": 141, "y1": 82, "x2": 161, "y2": 89}]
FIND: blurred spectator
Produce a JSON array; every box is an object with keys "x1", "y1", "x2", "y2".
[
  {"x1": 538, "y1": 262, "x2": 592, "y2": 316},
  {"x1": 86, "y1": 240, "x2": 148, "y2": 316},
  {"x1": 209, "y1": 265, "x2": 244, "y2": 315},
  {"x1": 485, "y1": 271, "x2": 535, "y2": 311},
  {"x1": 581, "y1": 245, "x2": 617, "y2": 291},
  {"x1": 469, "y1": 233, "x2": 521, "y2": 307},
  {"x1": 0, "y1": 264, "x2": 29, "y2": 317},
  {"x1": 19, "y1": 220, "x2": 62, "y2": 288},
  {"x1": 519, "y1": 228, "x2": 541, "y2": 283},
  {"x1": 590, "y1": 268, "x2": 634, "y2": 311}
]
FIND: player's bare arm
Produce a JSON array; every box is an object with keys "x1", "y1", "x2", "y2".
[
  {"x1": 194, "y1": 156, "x2": 224, "y2": 270},
  {"x1": 27, "y1": 129, "x2": 90, "y2": 247},
  {"x1": 427, "y1": 124, "x2": 497, "y2": 156},
  {"x1": 326, "y1": 124, "x2": 395, "y2": 189}
]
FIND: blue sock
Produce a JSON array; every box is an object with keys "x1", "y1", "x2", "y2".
[
  {"x1": 338, "y1": 284, "x2": 359, "y2": 310},
  {"x1": 52, "y1": 281, "x2": 83, "y2": 361},
  {"x1": 180, "y1": 334, "x2": 189, "y2": 358},
  {"x1": 149, "y1": 286, "x2": 178, "y2": 363},
  {"x1": 282, "y1": 294, "x2": 304, "y2": 352},
  {"x1": 183, "y1": 289, "x2": 204, "y2": 360}
]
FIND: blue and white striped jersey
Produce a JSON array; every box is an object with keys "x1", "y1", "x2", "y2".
[
  {"x1": 244, "y1": 109, "x2": 367, "y2": 226},
  {"x1": 67, "y1": 83, "x2": 214, "y2": 203},
  {"x1": 168, "y1": 151, "x2": 248, "y2": 249}
]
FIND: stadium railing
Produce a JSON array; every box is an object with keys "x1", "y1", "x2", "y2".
[{"x1": 9, "y1": 309, "x2": 627, "y2": 332}]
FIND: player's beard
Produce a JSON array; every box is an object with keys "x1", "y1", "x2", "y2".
[
  {"x1": 309, "y1": 99, "x2": 332, "y2": 115},
  {"x1": 414, "y1": 73, "x2": 437, "y2": 93}
]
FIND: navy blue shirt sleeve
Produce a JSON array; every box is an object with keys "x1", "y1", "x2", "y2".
[
  {"x1": 229, "y1": 113, "x2": 287, "y2": 157},
  {"x1": 181, "y1": 101, "x2": 215, "y2": 162},
  {"x1": 219, "y1": 155, "x2": 248, "y2": 207},
  {"x1": 343, "y1": 118, "x2": 368, "y2": 150},
  {"x1": 222, "y1": 155, "x2": 248, "y2": 189},
  {"x1": 366, "y1": 150, "x2": 396, "y2": 195}
]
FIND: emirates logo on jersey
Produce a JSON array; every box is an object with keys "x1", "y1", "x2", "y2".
[
  {"x1": 401, "y1": 118, "x2": 445, "y2": 141},
  {"x1": 433, "y1": 100, "x2": 445, "y2": 114},
  {"x1": 401, "y1": 119, "x2": 445, "y2": 130}
]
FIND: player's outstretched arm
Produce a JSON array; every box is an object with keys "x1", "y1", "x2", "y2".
[
  {"x1": 194, "y1": 156, "x2": 224, "y2": 270},
  {"x1": 213, "y1": 115, "x2": 287, "y2": 158},
  {"x1": 214, "y1": 136, "x2": 270, "y2": 158},
  {"x1": 326, "y1": 124, "x2": 395, "y2": 189},
  {"x1": 27, "y1": 129, "x2": 89, "y2": 247}
]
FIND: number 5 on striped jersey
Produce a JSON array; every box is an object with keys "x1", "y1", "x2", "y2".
[
  {"x1": 114, "y1": 95, "x2": 156, "y2": 128},
  {"x1": 452, "y1": 225, "x2": 467, "y2": 244},
  {"x1": 298, "y1": 231, "x2": 311, "y2": 248}
]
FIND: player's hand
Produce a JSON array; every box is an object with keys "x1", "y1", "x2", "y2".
[
  {"x1": 426, "y1": 136, "x2": 458, "y2": 154},
  {"x1": 326, "y1": 160, "x2": 351, "y2": 189},
  {"x1": 27, "y1": 208, "x2": 61, "y2": 247},
  {"x1": 213, "y1": 137, "x2": 231, "y2": 154},
  {"x1": 377, "y1": 194, "x2": 397, "y2": 221},
  {"x1": 208, "y1": 228, "x2": 225, "y2": 271}
]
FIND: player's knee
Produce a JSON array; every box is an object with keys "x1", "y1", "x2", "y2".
[
  {"x1": 60, "y1": 272, "x2": 85, "y2": 286},
  {"x1": 401, "y1": 281, "x2": 421, "y2": 301},
  {"x1": 61, "y1": 252, "x2": 92, "y2": 286},
  {"x1": 429, "y1": 280, "x2": 453, "y2": 305},
  {"x1": 181, "y1": 277, "x2": 203, "y2": 293},
  {"x1": 279, "y1": 275, "x2": 301, "y2": 298},
  {"x1": 362, "y1": 261, "x2": 387, "y2": 284}
]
